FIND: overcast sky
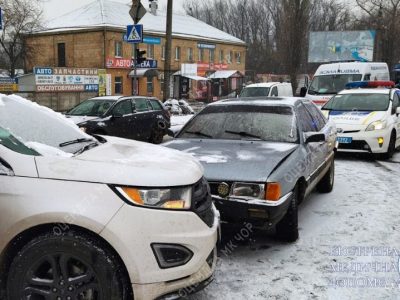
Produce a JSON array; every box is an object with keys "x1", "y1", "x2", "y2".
[{"x1": 41, "y1": 0, "x2": 187, "y2": 21}]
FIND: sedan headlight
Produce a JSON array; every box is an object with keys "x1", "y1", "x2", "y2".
[
  {"x1": 231, "y1": 183, "x2": 265, "y2": 199},
  {"x1": 366, "y1": 120, "x2": 387, "y2": 131},
  {"x1": 230, "y1": 182, "x2": 281, "y2": 201},
  {"x1": 115, "y1": 186, "x2": 192, "y2": 209}
]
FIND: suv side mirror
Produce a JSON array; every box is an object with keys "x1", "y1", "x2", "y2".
[
  {"x1": 112, "y1": 112, "x2": 123, "y2": 118},
  {"x1": 304, "y1": 132, "x2": 326, "y2": 143},
  {"x1": 300, "y1": 87, "x2": 307, "y2": 97}
]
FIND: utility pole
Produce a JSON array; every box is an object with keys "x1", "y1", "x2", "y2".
[{"x1": 163, "y1": 0, "x2": 173, "y2": 101}]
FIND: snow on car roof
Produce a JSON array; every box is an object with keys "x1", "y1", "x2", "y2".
[
  {"x1": 245, "y1": 82, "x2": 291, "y2": 88},
  {"x1": 38, "y1": 0, "x2": 245, "y2": 45},
  {"x1": 89, "y1": 96, "x2": 123, "y2": 101},
  {"x1": 215, "y1": 97, "x2": 303, "y2": 107}
]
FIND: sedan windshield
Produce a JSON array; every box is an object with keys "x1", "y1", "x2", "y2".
[
  {"x1": 178, "y1": 105, "x2": 298, "y2": 143},
  {"x1": 240, "y1": 87, "x2": 270, "y2": 97},
  {"x1": 308, "y1": 74, "x2": 362, "y2": 95},
  {"x1": 67, "y1": 99, "x2": 115, "y2": 116},
  {"x1": 0, "y1": 95, "x2": 97, "y2": 155},
  {"x1": 322, "y1": 93, "x2": 390, "y2": 111}
]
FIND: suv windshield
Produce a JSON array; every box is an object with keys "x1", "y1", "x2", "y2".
[
  {"x1": 240, "y1": 87, "x2": 270, "y2": 97},
  {"x1": 308, "y1": 74, "x2": 362, "y2": 95},
  {"x1": 0, "y1": 95, "x2": 97, "y2": 155},
  {"x1": 67, "y1": 99, "x2": 115, "y2": 116},
  {"x1": 322, "y1": 93, "x2": 390, "y2": 111},
  {"x1": 178, "y1": 105, "x2": 298, "y2": 143}
]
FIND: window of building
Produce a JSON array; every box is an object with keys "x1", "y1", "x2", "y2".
[
  {"x1": 236, "y1": 52, "x2": 241, "y2": 64},
  {"x1": 161, "y1": 45, "x2": 166, "y2": 60},
  {"x1": 115, "y1": 76, "x2": 123, "y2": 94},
  {"x1": 175, "y1": 46, "x2": 181, "y2": 60},
  {"x1": 147, "y1": 77, "x2": 154, "y2": 94},
  {"x1": 187, "y1": 47, "x2": 193, "y2": 62},
  {"x1": 115, "y1": 41, "x2": 123, "y2": 57},
  {"x1": 57, "y1": 43, "x2": 66, "y2": 67},
  {"x1": 219, "y1": 50, "x2": 224, "y2": 63},
  {"x1": 209, "y1": 49, "x2": 215, "y2": 63},
  {"x1": 147, "y1": 44, "x2": 154, "y2": 59},
  {"x1": 228, "y1": 51, "x2": 233, "y2": 64},
  {"x1": 198, "y1": 48, "x2": 204, "y2": 62}
]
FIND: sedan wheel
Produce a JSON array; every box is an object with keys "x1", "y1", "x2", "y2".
[
  {"x1": 317, "y1": 160, "x2": 335, "y2": 193},
  {"x1": 7, "y1": 230, "x2": 132, "y2": 300},
  {"x1": 276, "y1": 185, "x2": 299, "y2": 242}
]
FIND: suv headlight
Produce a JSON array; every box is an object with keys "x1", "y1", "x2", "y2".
[
  {"x1": 115, "y1": 186, "x2": 192, "y2": 209},
  {"x1": 366, "y1": 120, "x2": 387, "y2": 131}
]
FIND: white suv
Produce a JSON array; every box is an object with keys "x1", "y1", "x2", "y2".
[
  {"x1": 0, "y1": 94, "x2": 219, "y2": 300},
  {"x1": 322, "y1": 81, "x2": 400, "y2": 158}
]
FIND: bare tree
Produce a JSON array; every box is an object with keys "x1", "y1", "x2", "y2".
[{"x1": 0, "y1": 0, "x2": 43, "y2": 77}]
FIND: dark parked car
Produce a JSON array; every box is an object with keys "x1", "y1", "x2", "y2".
[
  {"x1": 164, "y1": 97, "x2": 337, "y2": 241},
  {"x1": 66, "y1": 96, "x2": 170, "y2": 144}
]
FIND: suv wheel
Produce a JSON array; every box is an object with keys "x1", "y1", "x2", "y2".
[
  {"x1": 150, "y1": 129, "x2": 165, "y2": 144},
  {"x1": 317, "y1": 160, "x2": 335, "y2": 193},
  {"x1": 7, "y1": 230, "x2": 132, "y2": 300},
  {"x1": 276, "y1": 185, "x2": 299, "y2": 242}
]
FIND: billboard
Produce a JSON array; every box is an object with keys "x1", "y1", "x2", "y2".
[
  {"x1": 308, "y1": 31, "x2": 376, "y2": 63},
  {"x1": 33, "y1": 67, "x2": 100, "y2": 93}
]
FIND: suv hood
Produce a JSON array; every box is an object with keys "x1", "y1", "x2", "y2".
[
  {"x1": 35, "y1": 136, "x2": 203, "y2": 187},
  {"x1": 163, "y1": 139, "x2": 298, "y2": 182}
]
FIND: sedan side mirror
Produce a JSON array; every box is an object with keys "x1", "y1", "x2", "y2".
[
  {"x1": 300, "y1": 87, "x2": 307, "y2": 97},
  {"x1": 304, "y1": 132, "x2": 326, "y2": 143},
  {"x1": 167, "y1": 129, "x2": 177, "y2": 138}
]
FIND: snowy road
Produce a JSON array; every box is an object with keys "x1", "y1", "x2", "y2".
[{"x1": 190, "y1": 152, "x2": 400, "y2": 300}]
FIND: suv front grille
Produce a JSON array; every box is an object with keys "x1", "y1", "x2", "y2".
[{"x1": 191, "y1": 178, "x2": 214, "y2": 227}]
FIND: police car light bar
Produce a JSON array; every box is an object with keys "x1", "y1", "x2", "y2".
[{"x1": 345, "y1": 81, "x2": 395, "y2": 89}]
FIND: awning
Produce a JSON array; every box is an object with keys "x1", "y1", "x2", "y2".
[
  {"x1": 173, "y1": 71, "x2": 208, "y2": 81},
  {"x1": 208, "y1": 70, "x2": 243, "y2": 79},
  {"x1": 129, "y1": 69, "x2": 159, "y2": 78}
]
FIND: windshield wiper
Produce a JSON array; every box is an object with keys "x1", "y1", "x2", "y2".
[
  {"x1": 59, "y1": 138, "x2": 95, "y2": 147},
  {"x1": 74, "y1": 142, "x2": 99, "y2": 155},
  {"x1": 225, "y1": 130, "x2": 263, "y2": 140},
  {"x1": 185, "y1": 130, "x2": 213, "y2": 138}
]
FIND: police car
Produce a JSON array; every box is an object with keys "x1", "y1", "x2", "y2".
[{"x1": 321, "y1": 81, "x2": 400, "y2": 159}]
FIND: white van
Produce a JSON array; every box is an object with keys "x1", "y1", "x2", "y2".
[
  {"x1": 304, "y1": 62, "x2": 390, "y2": 106},
  {"x1": 240, "y1": 82, "x2": 293, "y2": 97}
]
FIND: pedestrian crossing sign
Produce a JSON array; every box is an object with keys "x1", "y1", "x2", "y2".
[{"x1": 126, "y1": 24, "x2": 143, "y2": 43}]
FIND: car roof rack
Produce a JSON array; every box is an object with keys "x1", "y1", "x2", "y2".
[{"x1": 345, "y1": 80, "x2": 395, "y2": 89}]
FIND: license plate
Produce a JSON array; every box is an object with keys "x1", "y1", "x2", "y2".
[{"x1": 337, "y1": 137, "x2": 352, "y2": 144}]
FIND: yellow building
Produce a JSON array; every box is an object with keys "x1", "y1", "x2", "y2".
[{"x1": 25, "y1": 0, "x2": 246, "y2": 103}]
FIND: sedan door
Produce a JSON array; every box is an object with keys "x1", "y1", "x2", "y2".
[{"x1": 296, "y1": 103, "x2": 326, "y2": 189}]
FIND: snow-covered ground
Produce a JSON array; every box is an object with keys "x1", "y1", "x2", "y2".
[
  {"x1": 170, "y1": 115, "x2": 194, "y2": 133},
  {"x1": 190, "y1": 152, "x2": 400, "y2": 300}
]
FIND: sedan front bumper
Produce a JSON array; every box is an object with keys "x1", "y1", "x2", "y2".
[{"x1": 212, "y1": 192, "x2": 293, "y2": 227}]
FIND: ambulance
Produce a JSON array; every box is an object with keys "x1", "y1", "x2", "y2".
[
  {"x1": 321, "y1": 81, "x2": 400, "y2": 159},
  {"x1": 304, "y1": 62, "x2": 390, "y2": 106}
]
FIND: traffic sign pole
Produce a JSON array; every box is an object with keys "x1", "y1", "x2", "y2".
[{"x1": 129, "y1": 0, "x2": 145, "y2": 95}]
